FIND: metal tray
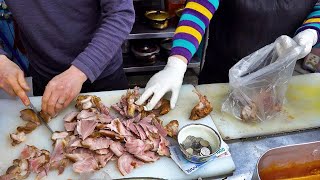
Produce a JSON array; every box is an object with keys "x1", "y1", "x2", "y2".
[{"x1": 252, "y1": 141, "x2": 320, "y2": 180}]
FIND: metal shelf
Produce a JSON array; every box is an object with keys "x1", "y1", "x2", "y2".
[
  {"x1": 128, "y1": 22, "x2": 176, "y2": 40},
  {"x1": 123, "y1": 54, "x2": 200, "y2": 73}
]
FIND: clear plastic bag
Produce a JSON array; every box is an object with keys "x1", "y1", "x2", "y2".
[{"x1": 221, "y1": 35, "x2": 304, "y2": 122}]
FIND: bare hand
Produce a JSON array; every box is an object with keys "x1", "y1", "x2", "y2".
[
  {"x1": 0, "y1": 55, "x2": 30, "y2": 105},
  {"x1": 41, "y1": 65, "x2": 87, "y2": 116}
]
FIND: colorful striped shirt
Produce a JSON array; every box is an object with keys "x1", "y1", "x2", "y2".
[
  {"x1": 296, "y1": 1, "x2": 320, "y2": 43},
  {"x1": 171, "y1": 0, "x2": 320, "y2": 62}
]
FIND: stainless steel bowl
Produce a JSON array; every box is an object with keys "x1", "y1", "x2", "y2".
[
  {"x1": 252, "y1": 141, "x2": 320, "y2": 180},
  {"x1": 177, "y1": 123, "x2": 222, "y2": 163}
]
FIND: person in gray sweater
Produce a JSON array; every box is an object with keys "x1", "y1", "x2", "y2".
[{"x1": 0, "y1": 0, "x2": 135, "y2": 116}]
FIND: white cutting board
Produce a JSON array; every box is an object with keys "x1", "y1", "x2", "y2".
[
  {"x1": 0, "y1": 85, "x2": 235, "y2": 180},
  {"x1": 195, "y1": 73, "x2": 320, "y2": 140}
]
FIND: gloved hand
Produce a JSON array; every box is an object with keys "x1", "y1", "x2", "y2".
[
  {"x1": 276, "y1": 29, "x2": 318, "y2": 58},
  {"x1": 135, "y1": 56, "x2": 187, "y2": 111}
]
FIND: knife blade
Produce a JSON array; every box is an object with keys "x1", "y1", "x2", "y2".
[{"x1": 28, "y1": 102, "x2": 54, "y2": 134}]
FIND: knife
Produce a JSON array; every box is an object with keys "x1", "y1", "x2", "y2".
[{"x1": 28, "y1": 102, "x2": 54, "y2": 134}]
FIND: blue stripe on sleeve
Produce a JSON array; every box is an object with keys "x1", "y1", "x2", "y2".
[{"x1": 172, "y1": 39, "x2": 197, "y2": 55}]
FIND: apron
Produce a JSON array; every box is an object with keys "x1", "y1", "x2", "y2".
[{"x1": 199, "y1": 0, "x2": 318, "y2": 84}]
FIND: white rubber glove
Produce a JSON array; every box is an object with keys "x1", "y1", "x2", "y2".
[
  {"x1": 276, "y1": 29, "x2": 318, "y2": 58},
  {"x1": 135, "y1": 56, "x2": 187, "y2": 111}
]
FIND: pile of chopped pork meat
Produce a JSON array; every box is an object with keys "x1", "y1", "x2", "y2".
[
  {"x1": 189, "y1": 91, "x2": 213, "y2": 120},
  {"x1": 3, "y1": 88, "x2": 179, "y2": 178},
  {"x1": 54, "y1": 89, "x2": 178, "y2": 176},
  {"x1": 9, "y1": 109, "x2": 51, "y2": 146},
  {"x1": 0, "y1": 145, "x2": 50, "y2": 180}
]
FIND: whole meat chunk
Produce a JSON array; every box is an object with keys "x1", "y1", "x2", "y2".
[
  {"x1": 117, "y1": 154, "x2": 144, "y2": 176},
  {"x1": 164, "y1": 120, "x2": 179, "y2": 138},
  {"x1": 20, "y1": 109, "x2": 40, "y2": 125},
  {"x1": 190, "y1": 91, "x2": 213, "y2": 120},
  {"x1": 17, "y1": 122, "x2": 38, "y2": 134}
]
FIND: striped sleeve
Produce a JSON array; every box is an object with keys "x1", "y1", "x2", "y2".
[
  {"x1": 296, "y1": 1, "x2": 320, "y2": 43},
  {"x1": 171, "y1": 0, "x2": 220, "y2": 62}
]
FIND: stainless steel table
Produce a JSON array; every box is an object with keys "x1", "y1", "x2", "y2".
[{"x1": 222, "y1": 128, "x2": 320, "y2": 180}]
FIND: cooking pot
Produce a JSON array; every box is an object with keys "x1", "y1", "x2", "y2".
[
  {"x1": 145, "y1": 10, "x2": 171, "y2": 29},
  {"x1": 131, "y1": 41, "x2": 160, "y2": 65},
  {"x1": 160, "y1": 38, "x2": 173, "y2": 56}
]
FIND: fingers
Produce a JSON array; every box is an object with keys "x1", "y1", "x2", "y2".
[
  {"x1": 46, "y1": 91, "x2": 60, "y2": 116},
  {"x1": 8, "y1": 78, "x2": 30, "y2": 106},
  {"x1": 17, "y1": 72, "x2": 30, "y2": 91},
  {"x1": 135, "y1": 86, "x2": 155, "y2": 105},
  {"x1": 42, "y1": 85, "x2": 52, "y2": 114},
  {"x1": 144, "y1": 90, "x2": 166, "y2": 111},
  {"x1": 170, "y1": 87, "x2": 180, "y2": 109},
  {"x1": 55, "y1": 95, "x2": 68, "y2": 114}
]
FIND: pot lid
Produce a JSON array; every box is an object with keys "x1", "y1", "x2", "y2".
[
  {"x1": 132, "y1": 42, "x2": 160, "y2": 56},
  {"x1": 145, "y1": 10, "x2": 169, "y2": 21}
]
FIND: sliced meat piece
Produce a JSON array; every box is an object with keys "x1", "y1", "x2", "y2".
[
  {"x1": 17, "y1": 121, "x2": 38, "y2": 134},
  {"x1": 29, "y1": 155, "x2": 46, "y2": 173},
  {"x1": 77, "y1": 119, "x2": 97, "y2": 140},
  {"x1": 50, "y1": 158, "x2": 69, "y2": 175},
  {"x1": 152, "y1": 118, "x2": 167, "y2": 137},
  {"x1": 127, "y1": 123, "x2": 140, "y2": 137},
  {"x1": 81, "y1": 137, "x2": 113, "y2": 150},
  {"x1": 111, "y1": 104, "x2": 125, "y2": 117},
  {"x1": 117, "y1": 154, "x2": 144, "y2": 176},
  {"x1": 125, "y1": 138, "x2": 145, "y2": 155},
  {"x1": 164, "y1": 120, "x2": 179, "y2": 138},
  {"x1": 99, "y1": 130, "x2": 125, "y2": 142},
  {"x1": 39, "y1": 110, "x2": 52, "y2": 123},
  {"x1": 107, "y1": 118, "x2": 132, "y2": 136},
  {"x1": 109, "y1": 141, "x2": 126, "y2": 157},
  {"x1": 97, "y1": 114, "x2": 113, "y2": 124},
  {"x1": 80, "y1": 96, "x2": 94, "y2": 110},
  {"x1": 64, "y1": 122, "x2": 77, "y2": 132},
  {"x1": 66, "y1": 153, "x2": 93, "y2": 162},
  {"x1": 157, "y1": 136, "x2": 170, "y2": 156},
  {"x1": 190, "y1": 91, "x2": 213, "y2": 120},
  {"x1": 70, "y1": 139, "x2": 82, "y2": 148},
  {"x1": 77, "y1": 110, "x2": 97, "y2": 120},
  {"x1": 20, "y1": 109, "x2": 40, "y2": 125},
  {"x1": 96, "y1": 123, "x2": 109, "y2": 130},
  {"x1": 20, "y1": 145, "x2": 38, "y2": 159},
  {"x1": 4, "y1": 159, "x2": 30, "y2": 180},
  {"x1": 134, "y1": 151, "x2": 159, "y2": 162},
  {"x1": 51, "y1": 131, "x2": 69, "y2": 141},
  {"x1": 95, "y1": 148, "x2": 110, "y2": 155},
  {"x1": 140, "y1": 114, "x2": 154, "y2": 124},
  {"x1": 133, "y1": 124, "x2": 146, "y2": 140},
  {"x1": 63, "y1": 111, "x2": 79, "y2": 122},
  {"x1": 73, "y1": 157, "x2": 99, "y2": 173},
  {"x1": 10, "y1": 131, "x2": 26, "y2": 146},
  {"x1": 50, "y1": 139, "x2": 66, "y2": 163},
  {"x1": 92, "y1": 96, "x2": 110, "y2": 115},
  {"x1": 95, "y1": 152, "x2": 114, "y2": 168},
  {"x1": 88, "y1": 131, "x2": 103, "y2": 138}
]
